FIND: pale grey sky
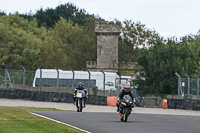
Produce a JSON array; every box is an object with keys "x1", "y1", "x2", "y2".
[{"x1": 0, "y1": 0, "x2": 199, "y2": 38}]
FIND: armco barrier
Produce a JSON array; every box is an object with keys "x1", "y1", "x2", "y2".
[
  {"x1": 107, "y1": 96, "x2": 118, "y2": 106},
  {"x1": 0, "y1": 88, "x2": 107, "y2": 106},
  {"x1": 167, "y1": 99, "x2": 200, "y2": 110}
]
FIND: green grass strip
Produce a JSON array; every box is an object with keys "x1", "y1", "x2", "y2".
[{"x1": 0, "y1": 106, "x2": 85, "y2": 133}]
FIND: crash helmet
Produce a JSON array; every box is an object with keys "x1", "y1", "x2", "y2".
[
  {"x1": 77, "y1": 82, "x2": 84, "y2": 89},
  {"x1": 123, "y1": 84, "x2": 131, "y2": 92}
]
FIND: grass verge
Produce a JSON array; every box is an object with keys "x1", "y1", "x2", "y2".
[{"x1": 0, "y1": 106, "x2": 84, "y2": 133}]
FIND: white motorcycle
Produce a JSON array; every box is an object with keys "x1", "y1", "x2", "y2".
[{"x1": 75, "y1": 90, "x2": 87, "y2": 112}]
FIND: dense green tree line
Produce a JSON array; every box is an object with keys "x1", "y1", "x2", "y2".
[
  {"x1": 20, "y1": 3, "x2": 97, "y2": 28},
  {"x1": 133, "y1": 37, "x2": 199, "y2": 96},
  {"x1": 0, "y1": 14, "x2": 44, "y2": 69},
  {"x1": 0, "y1": 2, "x2": 200, "y2": 96},
  {"x1": 0, "y1": 13, "x2": 97, "y2": 70},
  {"x1": 118, "y1": 20, "x2": 161, "y2": 62},
  {"x1": 117, "y1": 20, "x2": 200, "y2": 96}
]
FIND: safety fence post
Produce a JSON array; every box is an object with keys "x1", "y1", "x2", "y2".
[
  {"x1": 70, "y1": 68, "x2": 74, "y2": 94},
  {"x1": 55, "y1": 68, "x2": 59, "y2": 93},
  {"x1": 87, "y1": 69, "x2": 91, "y2": 95},
  {"x1": 185, "y1": 74, "x2": 190, "y2": 99},
  {"x1": 194, "y1": 74, "x2": 199, "y2": 100},
  {"x1": 2, "y1": 63, "x2": 13, "y2": 90},
  {"x1": 37, "y1": 67, "x2": 42, "y2": 93},
  {"x1": 21, "y1": 65, "x2": 26, "y2": 90},
  {"x1": 101, "y1": 70, "x2": 105, "y2": 97},
  {"x1": 175, "y1": 72, "x2": 181, "y2": 99}
]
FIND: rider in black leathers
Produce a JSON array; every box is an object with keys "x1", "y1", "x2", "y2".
[
  {"x1": 73, "y1": 82, "x2": 87, "y2": 110},
  {"x1": 117, "y1": 84, "x2": 134, "y2": 113}
]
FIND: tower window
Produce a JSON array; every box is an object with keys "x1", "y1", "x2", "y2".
[{"x1": 98, "y1": 46, "x2": 102, "y2": 56}]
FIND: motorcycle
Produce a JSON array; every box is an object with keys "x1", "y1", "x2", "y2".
[
  {"x1": 75, "y1": 90, "x2": 87, "y2": 112},
  {"x1": 119, "y1": 95, "x2": 133, "y2": 122}
]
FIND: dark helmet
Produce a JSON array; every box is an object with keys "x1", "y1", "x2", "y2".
[
  {"x1": 77, "y1": 82, "x2": 84, "y2": 89},
  {"x1": 123, "y1": 84, "x2": 130, "y2": 92}
]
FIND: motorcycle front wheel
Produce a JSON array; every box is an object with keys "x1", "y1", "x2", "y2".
[
  {"x1": 123, "y1": 108, "x2": 129, "y2": 122},
  {"x1": 78, "y1": 99, "x2": 83, "y2": 112}
]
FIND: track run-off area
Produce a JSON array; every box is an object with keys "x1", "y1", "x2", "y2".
[{"x1": 1, "y1": 99, "x2": 200, "y2": 133}]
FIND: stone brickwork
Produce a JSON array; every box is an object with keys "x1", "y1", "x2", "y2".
[
  {"x1": 86, "y1": 61, "x2": 97, "y2": 69},
  {"x1": 95, "y1": 22, "x2": 121, "y2": 69},
  {"x1": 118, "y1": 62, "x2": 138, "y2": 69}
]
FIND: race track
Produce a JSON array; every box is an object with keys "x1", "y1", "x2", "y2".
[{"x1": 31, "y1": 111, "x2": 200, "y2": 133}]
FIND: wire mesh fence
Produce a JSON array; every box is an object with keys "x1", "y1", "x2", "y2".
[
  {"x1": 0, "y1": 68, "x2": 122, "y2": 97},
  {"x1": 180, "y1": 78, "x2": 199, "y2": 100},
  {"x1": 143, "y1": 97, "x2": 161, "y2": 108},
  {"x1": 176, "y1": 73, "x2": 200, "y2": 100}
]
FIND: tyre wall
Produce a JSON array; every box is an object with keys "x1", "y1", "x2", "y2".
[{"x1": 167, "y1": 98, "x2": 200, "y2": 110}]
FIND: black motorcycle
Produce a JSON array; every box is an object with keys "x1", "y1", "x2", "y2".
[
  {"x1": 119, "y1": 95, "x2": 133, "y2": 122},
  {"x1": 75, "y1": 90, "x2": 87, "y2": 112}
]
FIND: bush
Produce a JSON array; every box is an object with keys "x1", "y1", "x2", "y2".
[{"x1": 92, "y1": 86, "x2": 98, "y2": 96}]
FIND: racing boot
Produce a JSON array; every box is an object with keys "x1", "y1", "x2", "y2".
[
  {"x1": 116, "y1": 103, "x2": 120, "y2": 112},
  {"x1": 119, "y1": 108, "x2": 123, "y2": 114},
  {"x1": 84, "y1": 100, "x2": 86, "y2": 108},
  {"x1": 74, "y1": 97, "x2": 76, "y2": 106}
]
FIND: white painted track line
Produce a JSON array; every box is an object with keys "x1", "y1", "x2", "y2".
[{"x1": 30, "y1": 112, "x2": 91, "y2": 133}]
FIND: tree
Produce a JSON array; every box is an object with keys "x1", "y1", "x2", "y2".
[
  {"x1": 119, "y1": 20, "x2": 161, "y2": 62},
  {"x1": 0, "y1": 11, "x2": 6, "y2": 16},
  {"x1": 134, "y1": 39, "x2": 198, "y2": 96},
  {"x1": 20, "y1": 3, "x2": 94, "y2": 28},
  {"x1": 190, "y1": 34, "x2": 200, "y2": 56},
  {"x1": 0, "y1": 14, "x2": 44, "y2": 69},
  {"x1": 37, "y1": 18, "x2": 97, "y2": 70},
  {"x1": 0, "y1": 12, "x2": 99, "y2": 70}
]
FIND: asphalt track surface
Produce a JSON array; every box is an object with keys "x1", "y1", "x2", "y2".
[{"x1": 32, "y1": 111, "x2": 200, "y2": 133}]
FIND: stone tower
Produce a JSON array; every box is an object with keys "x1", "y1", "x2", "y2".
[{"x1": 95, "y1": 21, "x2": 121, "y2": 70}]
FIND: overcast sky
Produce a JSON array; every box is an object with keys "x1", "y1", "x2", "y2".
[{"x1": 0, "y1": 0, "x2": 199, "y2": 39}]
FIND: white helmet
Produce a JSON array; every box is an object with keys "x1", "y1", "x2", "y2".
[{"x1": 124, "y1": 84, "x2": 130, "y2": 92}]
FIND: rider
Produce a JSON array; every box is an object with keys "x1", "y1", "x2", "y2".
[
  {"x1": 73, "y1": 82, "x2": 88, "y2": 109},
  {"x1": 117, "y1": 84, "x2": 134, "y2": 113}
]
